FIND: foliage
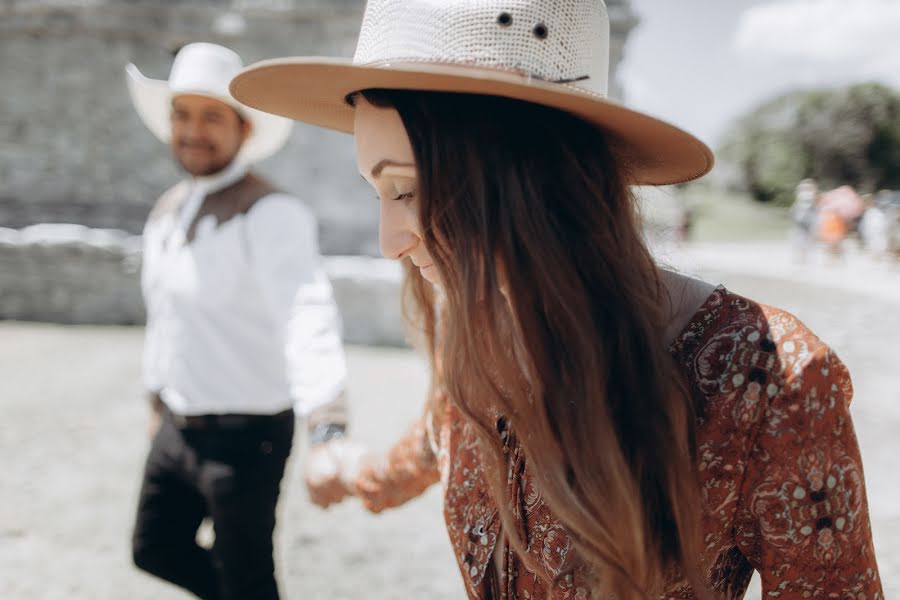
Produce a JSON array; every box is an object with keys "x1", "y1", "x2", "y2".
[{"x1": 720, "y1": 83, "x2": 900, "y2": 206}]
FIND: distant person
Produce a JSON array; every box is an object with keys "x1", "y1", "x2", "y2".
[
  {"x1": 232, "y1": 0, "x2": 884, "y2": 597},
  {"x1": 790, "y1": 178, "x2": 818, "y2": 262},
  {"x1": 818, "y1": 209, "x2": 847, "y2": 259},
  {"x1": 676, "y1": 203, "x2": 695, "y2": 244},
  {"x1": 125, "y1": 43, "x2": 351, "y2": 600},
  {"x1": 859, "y1": 195, "x2": 890, "y2": 259},
  {"x1": 890, "y1": 205, "x2": 900, "y2": 259},
  {"x1": 875, "y1": 190, "x2": 900, "y2": 260},
  {"x1": 816, "y1": 185, "x2": 865, "y2": 260}
]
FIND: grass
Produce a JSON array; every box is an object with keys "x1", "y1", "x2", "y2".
[
  {"x1": 638, "y1": 183, "x2": 793, "y2": 243},
  {"x1": 687, "y1": 185, "x2": 793, "y2": 242}
]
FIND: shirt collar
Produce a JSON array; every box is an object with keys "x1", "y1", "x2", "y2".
[{"x1": 192, "y1": 160, "x2": 248, "y2": 196}]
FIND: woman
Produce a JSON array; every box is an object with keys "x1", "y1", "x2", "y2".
[{"x1": 231, "y1": 1, "x2": 883, "y2": 597}]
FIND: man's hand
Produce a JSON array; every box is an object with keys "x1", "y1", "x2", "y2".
[
  {"x1": 148, "y1": 409, "x2": 162, "y2": 439},
  {"x1": 147, "y1": 393, "x2": 164, "y2": 439},
  {"x1": 304, "y1": 440, "x2": 351, "y2": 508}
]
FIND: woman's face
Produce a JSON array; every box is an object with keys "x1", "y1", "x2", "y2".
[{"x1": 354, "y1": 96, "x2": 439, "y2": 284}]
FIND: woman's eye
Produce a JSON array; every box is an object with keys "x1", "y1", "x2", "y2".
[{"x1": 393, "y1": 191, "x2": 415, "y2": 202}]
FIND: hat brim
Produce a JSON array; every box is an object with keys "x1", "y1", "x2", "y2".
[
  {"x1": 229, "y1": 57, "x2": 713, "y2": 186},
  {"x1": 126, "y1": 63, "x2": 293, "y2": 165}
]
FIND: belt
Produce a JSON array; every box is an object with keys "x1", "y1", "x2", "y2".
[{"x1": 167, "y1": 407, "x2": 293, "y2": 430}]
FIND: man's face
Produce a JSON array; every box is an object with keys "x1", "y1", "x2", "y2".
[{"x1": 169, "y1": 94, "x2": 250, "y2": 176}]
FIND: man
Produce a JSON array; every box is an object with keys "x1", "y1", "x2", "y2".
[{"x1": 126, "y1": 43, "x2": 350, "y2": 600}]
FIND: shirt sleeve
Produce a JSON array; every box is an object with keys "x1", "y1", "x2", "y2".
[
  {"x1": 244, "y1": 193, "x2": 348, "y2": 422},
  {"x1": 140, "y1": 181, "x2": 190, "y2": 396},
  {"x1": 140, "y1": 217, "x2": 164, "y2": 394},
  {"x1": 734, "y1": 346, "x2": 883, "y2": 597}
]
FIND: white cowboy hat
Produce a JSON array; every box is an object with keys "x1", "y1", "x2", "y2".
[
  {"x1": 229, "y1": 0, "x2": 714, "y2": 186},
  {"x1": 126, "y1": 42, "x2": 292, "y2": 165}
]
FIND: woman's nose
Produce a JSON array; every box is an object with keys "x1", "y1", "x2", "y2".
[{"x1": 379, "y1": 202, "x2": 418, "y2": 260}]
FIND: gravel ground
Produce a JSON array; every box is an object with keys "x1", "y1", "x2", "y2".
[{"x1": 1, "y1": 245, "x2": 898, "y2": 599}]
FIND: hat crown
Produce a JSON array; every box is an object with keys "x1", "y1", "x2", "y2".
[
  {"x1": 353, "y1": 0, "x2": 610, "y2": 96},
  {"x1": 169, "y1": 43, "x2": 244, "y2": 98}
]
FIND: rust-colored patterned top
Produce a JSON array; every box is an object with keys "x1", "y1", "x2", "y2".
[{"x1": 355, "y1": 288, "x2": 883, "y2": 598}]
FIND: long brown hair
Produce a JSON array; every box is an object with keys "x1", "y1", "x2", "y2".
[{"x1": 362, "y1": 89, "x2": 710, "y2": 598}]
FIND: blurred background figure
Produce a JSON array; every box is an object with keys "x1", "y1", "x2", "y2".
[
  {"x1": 860, "y1": 193, "x2": 890, "y2": 260},
  {"x1": 861, "y1": 190, "x2": 900, "y2": 262},
  {"x1": 126, "y1": 42, "x2": 350, "y2": 600},
  {"x1": 790, "y1": 178, "x2": 819, "y2": 262},
  {"x1": 816, "y1": 185, "x2": 864, "y2": 261},
  {"x1": 675, "y1": 199, "x2": 695, "y2": 244},
  {"x1": 885, "y1": 192, "x2": 900, "y2": 259}
]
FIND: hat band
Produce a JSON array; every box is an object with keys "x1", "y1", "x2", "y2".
[{"x1": 358, "y1": 57, "x2": 595, "y2": 90}]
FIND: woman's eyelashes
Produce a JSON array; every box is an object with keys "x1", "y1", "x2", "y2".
[{"x1": 374, "y1": 191, "x2": 416, "y2": 202}]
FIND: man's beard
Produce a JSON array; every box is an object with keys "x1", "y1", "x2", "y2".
[
  {"x1": 174, "y1": 145, "x2": 235, "y2": 177},
  {"x1": 171, "y1": 134, "x2": 243, "y2": 176},
  {"x1": 176, "y1": 156, "x2": 233, "y2": 177}
]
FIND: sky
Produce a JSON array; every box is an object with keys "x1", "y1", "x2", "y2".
[{"x1": 618, "y1": 0, "x2": 900, "y2": 147}]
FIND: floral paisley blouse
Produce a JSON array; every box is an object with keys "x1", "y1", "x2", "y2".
[{"x1": 356, "y1": 287, "x2": 883, "y2": 598}]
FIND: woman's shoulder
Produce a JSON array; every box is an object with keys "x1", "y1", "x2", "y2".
[
  {"x1": 681, "y1": 288, "x2": 880, "y2": 596},
  {"x1": 671, "y1": 285, "x2": 852, "y2": 408}
]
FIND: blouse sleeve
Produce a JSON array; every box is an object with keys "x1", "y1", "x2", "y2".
[
  {"x1": 735, "y1": 346, "x2": 883, "y2": 597},
  {"x1": 354, "y1": 407, "x2": 442, "y2": 513}
]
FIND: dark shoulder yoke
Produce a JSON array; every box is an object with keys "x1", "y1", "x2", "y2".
[{"x1": 186, "y1": 173, "x2": 279, "y2": 243}]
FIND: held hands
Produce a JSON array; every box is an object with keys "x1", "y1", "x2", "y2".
[
  {"x1": 352, "y1": 460, "x2": 392, "y2": 514},
  {"x1": 303, "y1": 439, "x2": 376, "y2": 509}
]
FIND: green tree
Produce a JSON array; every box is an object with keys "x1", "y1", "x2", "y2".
[{"x1": 720, "y1": 83, "x2": 900, "y2": 205}]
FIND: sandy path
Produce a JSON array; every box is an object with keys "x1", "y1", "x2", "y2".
[{"x1": 0, "y1": 332, "x2": 460, "y2": 600}]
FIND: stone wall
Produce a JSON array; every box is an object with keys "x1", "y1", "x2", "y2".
[
  {"x1": 0, "y1": 225, "x2": 407, "y2": 346},
  {"x1": 0, "y1": 0, "x2": 381, "y2": 255},
  {"x1": 1, "y1": 0, "x2": 636, "y2": 257}
]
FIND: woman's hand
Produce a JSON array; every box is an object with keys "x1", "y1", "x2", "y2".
[
  {"x1": 304, "y1": 439, "x2": 376, "y2": 508},
  {"x1": 353, "y1": 462, "x2": 391, "y2": 514}
]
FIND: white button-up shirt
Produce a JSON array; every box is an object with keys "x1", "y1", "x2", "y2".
[{"x1": 141, "y1": 161, "x2": 347, "y2": 418}]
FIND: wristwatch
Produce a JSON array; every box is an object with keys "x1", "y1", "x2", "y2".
[{"x1": 309, "y1": 422, "x2": 347, "y2": 446}]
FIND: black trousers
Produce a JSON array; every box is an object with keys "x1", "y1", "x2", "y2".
[{"x1": 132, "y1": 408, "x2": 294, "y2": 600}]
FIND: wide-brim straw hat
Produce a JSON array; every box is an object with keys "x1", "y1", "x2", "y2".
[
  {"x1": 127, "y1": 42, "x2": 292, "y2": 165},
  {"x1": 230, "y1": 0, "x2": 713, "y2": 185}
]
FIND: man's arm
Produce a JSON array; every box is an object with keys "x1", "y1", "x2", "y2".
[{"x1": 243, "y1": 193, "x2": 349, "y2": 435}]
